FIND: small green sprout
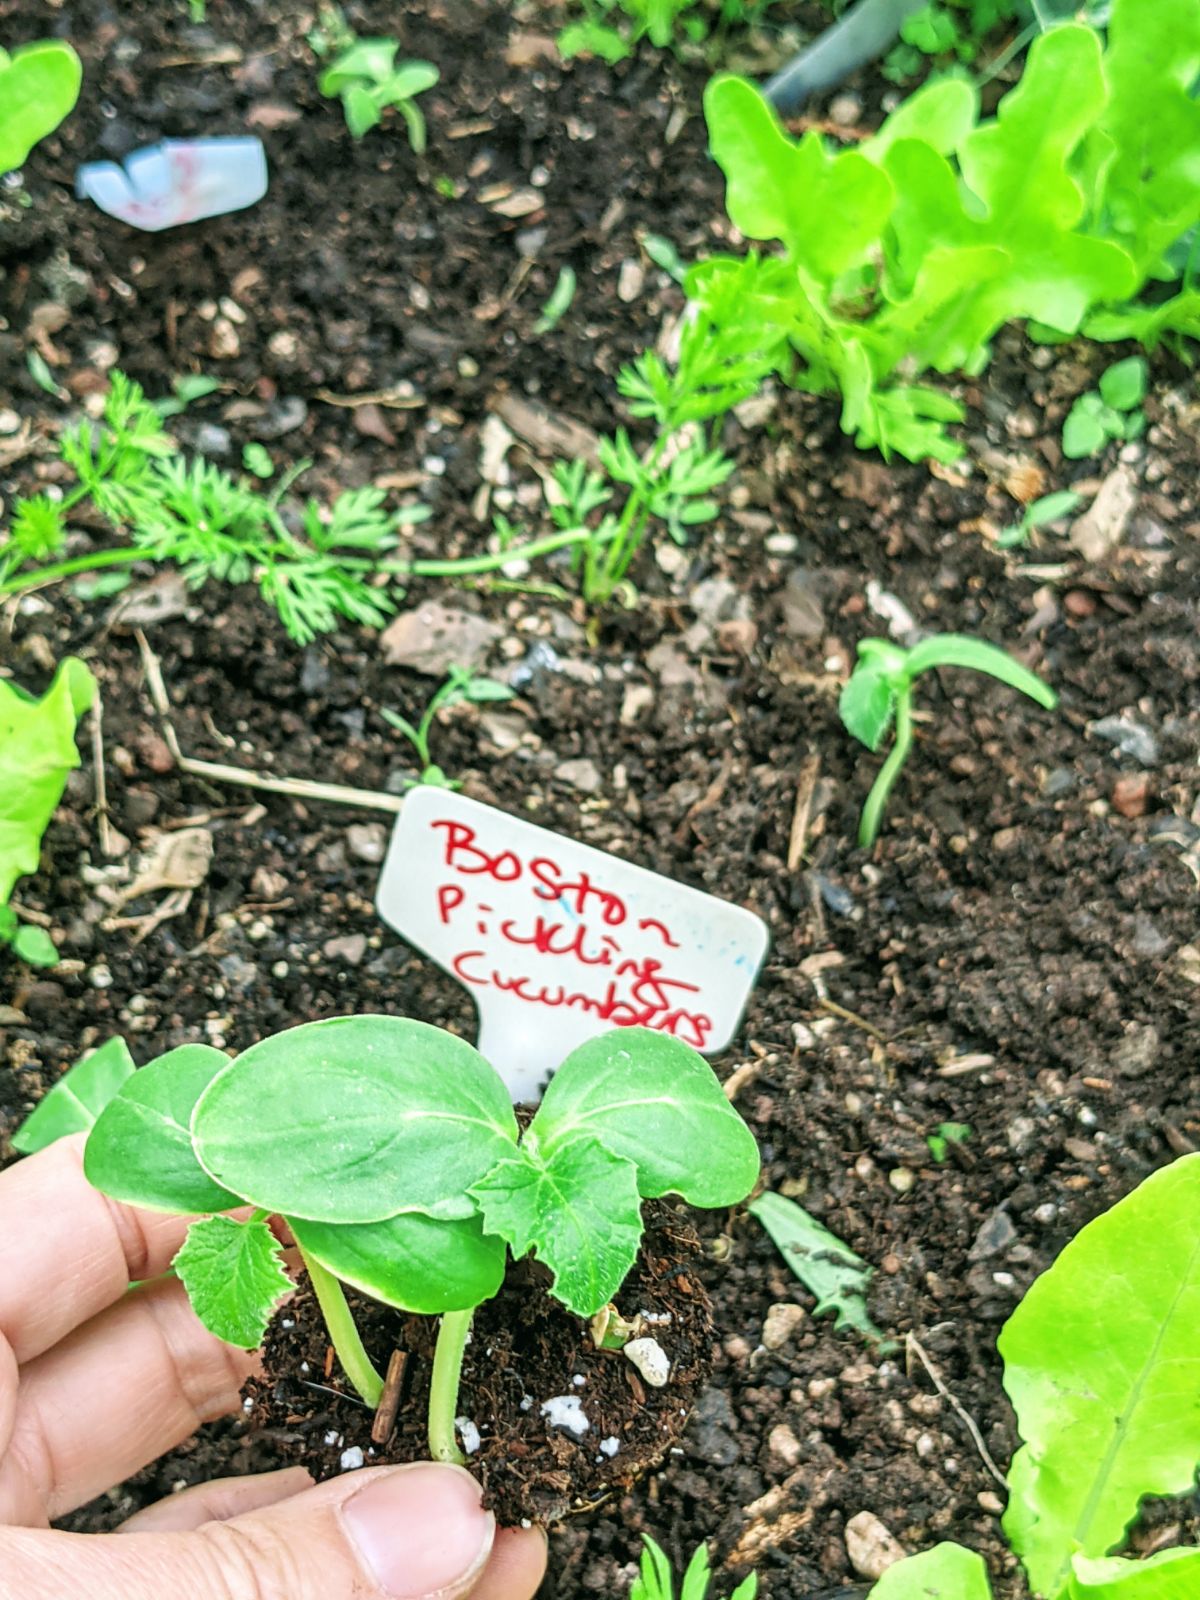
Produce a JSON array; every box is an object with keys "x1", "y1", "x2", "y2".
[
  {"x1": 153, "y1": 374, "x2": 221, "y2": 418},
  {"x1": 841, "y1": 633, "x2": 1058, "y2": 848},
  {"x1": 241, "y1": 441, "x2": 274, "y2": 480},
  {"x1": 382, "y1": 664, "x2": 514, "y2": 789},
  {"x1": 79, "y1": 1018, "x2": 760, "y2": 1465},
  {"x1": 0, "y1": 39, "x2": 82, "y2": 173},
  {"x1": 996, "y1": 489, "x2": 1083, "y2": 550},
  {"x1": 1062, "y1": 357, "x2": 1147, "y2": 460},
  {"x1": 631, "y1": 1536, "x2": 757, "y2": 1600},
  {"x1": 317, "y1": 33, "x2": 439, "y2": 150},
  {"x1": 534, "y1": 266, "x2": 577, "y2": 334},
  {"x1": 927, "y1": 1121, "x2": 972, "y2": 1163}
]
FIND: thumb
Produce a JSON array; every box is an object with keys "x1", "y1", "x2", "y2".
[{"x1": 2, "y1": 1463, "x2": 527, "y2": 1600}]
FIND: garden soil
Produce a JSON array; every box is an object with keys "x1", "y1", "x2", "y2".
[{"x1": 2, "y1": 1, "x2": 1199, "y2": 1594}]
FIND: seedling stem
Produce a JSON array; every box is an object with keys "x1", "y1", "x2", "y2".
[
  {"x1": 297, "y1": 1245, "x2": 385, "y2": 1408},
  {"x1": 428, "y1": 1308, "x2": 474, "y2": 1465}
]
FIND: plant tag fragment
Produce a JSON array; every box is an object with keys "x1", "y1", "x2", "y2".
[{"x1": 376, "y1": 788, "x2": 768, "y2": 1102}]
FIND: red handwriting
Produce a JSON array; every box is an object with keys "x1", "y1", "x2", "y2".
[{"x1": 431, "y1": 818, "x2": 712, "y2": 1047}]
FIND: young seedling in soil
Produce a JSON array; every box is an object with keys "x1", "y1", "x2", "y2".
[
  {"x1": 996, "y1": 488, "x2": 1083, "y2": 550},
  {"x1": 0, "y1": 38, "x2": 82, "y2": 173},
  {"x1": 0, "y1": 657, "x2": 96, "y2": 970},
  {"x1": 1062, "y1": 356, "x2": 1147, "y2": 460},
  {"x1": 314, "y1": 15, "x2": 439, "y2": 151},
  {"x1": 81, "y1": 1017, "x2": 759, "y2": 1471},
  {"x1": 840, "y1": 633, "x2": 1057, "y2": 847},
  {"x1": 860, "y1": 1154, "x2": 1200, "y2": 1598},
  {"x1": 631, "y1": 1535, "x2": 756, "y2": 1600},
  {"x1": 382, "y1": 664, "x2": 514, "y2": 789}
]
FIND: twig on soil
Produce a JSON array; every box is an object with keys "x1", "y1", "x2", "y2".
[
  {"x1": 314, "y1": 386, "x2": 426, "y2": 411},
  {"x1": 89, "y1": 697, "x2": 126, "y2": 858},
  {"x1": 906, "y1": 1333, "x2": 1007, "y2": 1489},
  {"x1": 675, "y1": 751, "x2": 735, "y2": 843},
  {"x1": 371, "y1": 1350, "x2": 410, "y2": 1445},
  {"x1": 815, "y1": 996, "x2": 887, "y2": 1043},
  {"x1": 135, "y1": 630, "x2": 405, "y2": 816},
  {"x1": 787, "y1": 754, "x2": 821, "y2": 871}
]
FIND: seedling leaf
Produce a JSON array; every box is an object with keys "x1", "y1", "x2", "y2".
[
  {"x1": 173, "y1": 1215, "x2": 291, "y2": 1349},
  {"x1": 1097, "y1": 357, "x2": 1146, "y2": 413},
  {"x1": 0, "y1": 40, "x2": 82, "y2": 172},
  {"x1": 471, "y1": 1132, "x2": 643, "y2": 1316},
  {"x1": 1000, "y1": 1154, "x2": 1200, "y2": 1599},
  {"x1": 191, "y1": 1016, "x2": 519, "y2": 1224},
  {"x1": 865, "y1": 1542, "x2": 993, "y2": 1598},
  {"x1": 749, "y1": 1191, "x2": 887, "y2": 1343},
  {"x1": 85, "y1": 1044, "x2": 242, "y2": 1214},
  {"x1": 531, "y1": 1027, "x2": 761, "y2": 1208},
  {"x1": 11, "y1": 1036, "x2": 135, "y2": 1155},
  {"x1": 288, "y1": 1209, "x2": 507, "y2": 1314},
  {"x1": 1069, "y1": 1547, "x2": 1200, "y2": 1598},
  {"x1": 839, "y1": 662, "x2": 896, "y2": 753},
  {"x1": 10, "y1": 924, "x2": 59, "y2": 967}
]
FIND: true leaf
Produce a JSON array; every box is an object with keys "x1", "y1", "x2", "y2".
[
  {"x1": 289, "y1": 1210, "x2": 507, "y2": 1315},
  {"x1": 840, "y1": 662, "x2": 897, "y2": 753},
  {"x1": 470, "y1": 1133, "x2": 644, "y2": 1317},
  {"x1": 529, "y1": 1027, "x2": 760, "y2": 1208},
  {"x1": 0, "y1": 40, "x2": 82, "y2": 172},
  {"x1": 1069, "y1": 1548, "x2": 1200, "y2": 1599},
  {"x1": 749, "y1": 1191, "x2": 888, "y2": 1343},
  {"x1": 1098, "y1": 357, "x2": 1146, "y2": 413},
  {"x1": 173, "y1": 1215, "x2": 291, "y2": 1349},
  {"x1": 1000, "y1": 1154, "x2": 1200, "y2": 1599},
  {"x1": 85, "y1": 1044, "x2": 242, "y2": 1214},
  {"x1": 192, "y1": 1015, "x2": 519, "y2": 1225},
  {"x1": 11, "y1": 1036, "x2": 135, "y2": 1155},
  {"x1": 865, "y1": 1543, "x2": 994, "y2": 1598}
]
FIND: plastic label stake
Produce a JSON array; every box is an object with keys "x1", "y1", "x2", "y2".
[{"x1": 377, "y1": 788, "x2": 769, "y2": 1102}]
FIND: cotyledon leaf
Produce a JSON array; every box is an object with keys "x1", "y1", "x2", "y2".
[
  {"x1": 11, "y1": 1036, "x2": 135, "y2": 1155},
  {"x1": 289, "y1": 1210, "x2": 506, "y2": 1315}
]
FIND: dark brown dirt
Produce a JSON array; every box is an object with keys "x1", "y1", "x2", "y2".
[
  {"x1": 3, "y1": 1, "x2": 1200, "y2": 1596},
  {"x1": 248, "y1": 1207, "x2": 713, "y2": 1527}
]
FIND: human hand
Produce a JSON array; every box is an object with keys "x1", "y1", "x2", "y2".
[{"x1": 0, "y1": 1134, "x2": 547, "y2": 1599}]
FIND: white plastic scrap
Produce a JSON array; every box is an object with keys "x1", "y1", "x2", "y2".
[
  {"x1": 456, "y1": 1417, "x2": 482, "y2": 1455},
  {"x1": 624, "y1": 1337, "x2": 671, "y2": 1388},
  {"x1": 540, "y1": 1394, "x2": 590, "y2": 1437},
  {"x1": 76, "y1": 137, "x2": 267, "y2": 231}
]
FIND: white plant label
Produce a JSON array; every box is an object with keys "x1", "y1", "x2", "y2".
[{"x1": 376, "y1": 788, "x2": 769, "y2": 1102}]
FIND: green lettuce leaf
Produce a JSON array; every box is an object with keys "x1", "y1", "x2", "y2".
[
  {"x1": 866, "y1": 1543, "x2": 993, "y2": 1598},
  {"x1": 1068, "y1": 1548, "x2": 1200, "y2": 1599}
]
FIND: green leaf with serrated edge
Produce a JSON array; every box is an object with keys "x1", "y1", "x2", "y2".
[
  {"x1": 192, "y1": 1016, "x2": 518, "y2": 1225},
  {"x1": 840, "y1": 663, "x2": 897, "y2": 753},
  {"x1": 865, "y1": 1543, "x2": 993, "y2": 1598},
  {"x1": 470, "y1": 1133, "x2": 643, "y2": 1317},
  {"x1": 529, "y1": 1027, "x2": 760, "y2": 1208},
  {"x1": 0, "y1": 658, "x2": 96, "y2": 906},
  {"x1": 85, "y1": 1045, "x2": 241, "y2": 1214},
  {"x1": 865, "y1": 76, "x2": 978, "y2": 163},
  {"x1": 11, "y1": 1036, "x2": 135, "y2": 1155},
  {"x1": 704, "y1": 75, "x2": 892, "y2": 279},
  {"x1": 289, "y1": 1210, "x2": 506, "y2": 1315},
  {"x1": 173, "y1": 1215, "x2": 291, "y2": 1349},
  {"x1": 1085, "y1": 291, "x2": 1200, "y2": 350},
  {"x1": 903, "y1": 636, "x2": 1057, "y2": 710},
  {"x1": 1001, "y1": 1155, "x2": 1200, "y2": 1599},
  {"x1": 1069, "y1": 1548, "x2": 1200, "y2": 1599},
  {"x1": 0, "y1": 41, "x2": 82, "y2": 172},
  {"x1": 749, "y1": 1192, "x2": 887, "y2": 1343}
]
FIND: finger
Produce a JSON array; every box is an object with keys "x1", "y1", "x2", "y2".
[
  {"x1": 119, "y1": 1468, "x2": 314, "y2": 1532},
  {"x1": 0, "y1": 1135, "x2": 201, "y2": 1364},
  {"x1": 473, "y1": 1527, "x2": 550, "y2": 1600},
  {"x1": 1, "y1": 1276, "x2": 252, "y2": 1523},
  {"x1": 0, "y1": 1462, "x2": 548, "y2": 1600}
]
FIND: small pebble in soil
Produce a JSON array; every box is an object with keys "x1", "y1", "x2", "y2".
[
  {"x1": 845, "y1": 1511, "x2": 907, "y2": 1580},
  {"x1": 540, "y1": 1395, "x2": 590, "y2": 1437},
  {"x1": 761, "y1": 1302, "x2": 806, "y2": 1350},
  {"x1": 888, "y1": 1167, "x2": 916, "y2": 1194},
  {"x1": 624, "y1": 1337, "x2": 671, "y2": 1388}
]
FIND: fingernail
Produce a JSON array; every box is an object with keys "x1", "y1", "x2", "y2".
[{"x1": 342, "y1": 1464, "x2": 496, "y2": 1599}]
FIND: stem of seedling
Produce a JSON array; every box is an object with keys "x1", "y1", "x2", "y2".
[
  {"x1": 859, "y1": 685, "x2": 913, "y2": 849},
  {"x1": 0, "y1": 544, "x2": 144, "y2": 597},
  {"x1": 296, "y1": 1244, "x2": 385, "y2": 1409},
  {"x1": 427, "y1": 1307, "x2": 475, "y2": 1466}
]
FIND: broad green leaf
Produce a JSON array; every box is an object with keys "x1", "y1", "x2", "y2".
[
  {"x1": 866, "y1": 1543, "x2": 994, "y2": 1598},
  {"x1": 192, "y1": 1016, "x2": 519, "y2": 1225},
  {"x1": 85, "y1": 1045, "x2": 241, "y2": 1215},
  {"x1": 749, "y1": 1191, "x2": 888, "y2": 1344},
  {"x1": 866, "y1": 77, "x2": 979, "y2": 163},
  {"x1": 470, "y1": 1133, "x2": 643, "y2": 1317},
  {"x1": 173, "y1": 1215, "x2": 291, "y2": 1349},
  {"x1": 1098, "y1": 357, "x2": 1146, "y2": 413},
  {"x1": 1001, "y1": 1155, "x2": 1200, "y2": 1599},
  {"x1": 903, "y1": 636, "x2": 1057, "y2": 710},
  {"x1": 704, "y1": 75, "x2": 892, "y2": 279},
  {"x1": 530, "y1": 1027, "x2": 760, "y2": 1208},
  {"x1": 0, "y1": 658, "x2": 96, "y2": 905},
  {"x1": 1069, "y1": 1548, "x2": 1200, "y2": 1599},
  {"x1": 840, "y1": 662, "x2": 898, "y2": 753},
  {"x1": 1085, "y1": 291, "x2": 1200, "y2": 350},
  {"x1": 11, "y1": 1036, "x2": 135, "y2": 1155},
  {"x1": 289, "y1": 1209, "x2": 506, "y2": 1315},
  {"x1": 0, "y1": 40, "x2": 82, "y2": 172}
]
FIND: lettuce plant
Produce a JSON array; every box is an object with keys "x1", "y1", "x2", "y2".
[
  {"x1": 80, "y1": 1017, "x2": 759, "y2": 1463},
  {"x1": 841, "y1": 634, "x2": 1057, "y2": 846},
  {"x1": 0, "y1": 657, "x2": 96, "y2": 968},
  {"x1": 0, "y1": 39, "x2": 82, "y2": 173},
  {"x1": 695, "y1": 0, "x2": 1200, "y2": 462},
  {"x1": 865, "y1": 1155, "x2": 1200, "y2": 1599}
]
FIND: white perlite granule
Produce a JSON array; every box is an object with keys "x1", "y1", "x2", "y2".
[
  {"x1": 456, "y1": 1417, "x2": 482, "y2": 1455},
  {"x1": 540, "y1": 1394, "x2": 590, "y2": 1437}
]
